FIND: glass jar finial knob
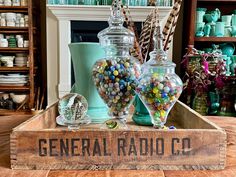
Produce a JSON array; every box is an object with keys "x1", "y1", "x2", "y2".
[{"x1": 108, "y1": 0, "x2": 124, "y2": 26}]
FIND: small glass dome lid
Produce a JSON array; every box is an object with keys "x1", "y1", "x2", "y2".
[
  {"x1": 97, "y1": 0, "x2": 134, "y2": 48},
  {"x1": 145, "y1": 25, "x2": 176, "y2": 68}
]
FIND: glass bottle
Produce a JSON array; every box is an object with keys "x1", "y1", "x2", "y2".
[
  {"x1": 136, "y1": 26, "x2": 183, "y2": 129},
  {"x1": 192, "y1": 91, "x2": 208, "y2": 115},
  {"x1": 218, "y1": 85, "x2": 236, "y2": 116},
  {"x1": 92, "y1": 0, "x2": 140, "y2": 129}
]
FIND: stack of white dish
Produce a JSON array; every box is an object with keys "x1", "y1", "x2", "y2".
[
  {"x1": 0, "y1": 74, "x2": 28, "y2": 86},
  {"x1": 15, "y1": 53, "x2": 28, "y2": 67},
  {"x1": 6, "y1": 13, "x2": 16, "y2": 27}
]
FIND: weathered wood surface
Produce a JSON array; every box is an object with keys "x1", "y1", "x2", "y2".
[
  {"x1": 164, "y1": 116, "x2": 236, "y2": 177},
  {"x1": 0, "y1": 115, "x2": 49, "y2": 177},
  {"x1": 10, "y1": 101, "x2": 226, "y2": 170},
  {"x1": 0, "y1": 115, "x2": 235, "y2": 176}
]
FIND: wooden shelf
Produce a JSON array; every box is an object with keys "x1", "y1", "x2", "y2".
[
  {"x1": 0, "y1": 6, "x2": 28, "y2": 9},
  {"x1": 0, "y1": 85, "x2": 29, "y2": 91},
  {"x1": 195, "y1": 37, "x2": 236, "y2": 42},
  {"x1": 0, "y1": 6, "x2": 28, "y2": 12},
  {"x1": 0, "y1": 26, "x2": 28, "y2": 30},
  {"x1": 0, "y1": 48, "x2": 29, "y2": 52},
  {"x1": 0, "y1": 67, "x2": 29, "y2": 72},
  {"x1": 0, "y1": 109, "x2": 33, "y2": 116},
  {"x1": 0, "y1": 27, "x2": 28, "y2": 33}
]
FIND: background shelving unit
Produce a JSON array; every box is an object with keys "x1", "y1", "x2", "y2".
[
  {"x1": 0, "y1": 0, "x2": 36, "y2": 114},
  {"x1": 182, "y1": 0, "x2": 236, "y2": 116},
  {"x1": 185, "y1": 0, "x2": 236, "y2": 46}
]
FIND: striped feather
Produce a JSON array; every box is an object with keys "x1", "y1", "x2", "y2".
[
  {"x1": 139, "y1": 8, "x2": 158, "y2": 62},
  {"x1": 162, "y1": 0, "x2": 182, "y2": 45},
  {"x1": 121, "y1": 5, "x2": 143, "y2": 63},
  {"x1": 163, "y1": 0, "x2": 182, "y2": 51}
]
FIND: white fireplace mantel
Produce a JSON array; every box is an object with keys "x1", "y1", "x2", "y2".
[{"x1": 46, "y1": 5, "x2": 172, "y2": 104}]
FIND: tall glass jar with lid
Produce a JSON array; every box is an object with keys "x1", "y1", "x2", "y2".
[{"x1": 92, "y1": 0, "x2": 140, "y2": 129}]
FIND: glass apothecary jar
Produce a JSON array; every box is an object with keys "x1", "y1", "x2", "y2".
[
  {"x1": 136, "y1": 27, "x2": 183, "y2": 129},
  {"x1": 92, "y1": 1, "x2": 140, "y2": 129}
]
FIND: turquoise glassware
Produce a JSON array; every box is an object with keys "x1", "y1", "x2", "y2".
[
  {"x1": 204, "y1": 8, "x2": 221, "y2": 24},
  {"x1": 102, "y1": 0, "x2": 112, "y2": 5},
  {"x1": 74, "y1": 0, "x2": 79, "y2": 4},
  {"x1": 210, "y1": 24, "x2": 216, "y2": 36},
  {"x1": 48, "y1": 0, "x2": 54, "y2": 4},
  {"x1": 230, "y1": 55, "x2": 236, "y2": 75},
  {"x1": 139, "y1": 0, "x2": 147, "y2": 6},
  {"x1": 84, "y1": 0, "x2": 96, "y2": 5},
  {"x1": 215, "y1": 22, "x2": 225, "y2": 37},
  {"x1": 68, "y1": 0, "x2": 78, "y2": 4},
  {"x1": 58, "y1": 0, "x2": 68, "y2": 4},
  {"x1": 232, "y1": 26, "x2": 236, "y2": 37},
  {"x1": 232, "y1": 15, "x2": 236, "y2": 26},
  {"x1": 219, "y1": 43, "x2": 235, "y2": 57},
  {"x1": 69, "y1": 42, "x2": 109, "y2": 123},
  {"x1": 129, "y1": 0, "x2": 136, "y2": 6},
  {"x1": 209, "y1": 92, "x2": 220, "y2": 115},
  {"x1": 203, "y1": 24, "x2": 211, "y2": 37},
  {"x1": 195, "y1": 22, "x2": 205, "y2": 32},
  {"x1": 196, "y1": 8, "x2": 207, "y2": 23},
  {"x1": 221, "y1": 15, "x2": 232, "y2": 27},
  {"x1": 132, "y1": 96, "x2": 152, "y2": 126}
]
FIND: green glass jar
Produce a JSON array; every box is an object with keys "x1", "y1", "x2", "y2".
[{"x1": 192, "y1": 92, "x2": 208, "y2": 115}]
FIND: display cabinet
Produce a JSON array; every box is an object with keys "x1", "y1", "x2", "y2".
[
  {"x1": 0, "y1": 0, "x2": 37, "y2": 115},
  {"x1": 182, "y1": 0, "x2": 236, "y2": 116}
]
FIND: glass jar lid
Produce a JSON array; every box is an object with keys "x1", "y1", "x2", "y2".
[
  {"x1": 97, "y1": 0, "x2": 134, "y2": 49},
  {"x1": 145, "y1": 25, "x2": 176, "y2": 68}
]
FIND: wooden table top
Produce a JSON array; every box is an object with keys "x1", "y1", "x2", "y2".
[{"x1": 0, "y1": 115, "x2": 235, "y2": 177}]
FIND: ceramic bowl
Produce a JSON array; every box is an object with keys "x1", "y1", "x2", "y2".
[
  {"x1": 15, "y1": 56, "x2": 28, "y2": 61},
  {"x1": 10, "y1": 93, "x2": 27, "y2": 104},
  {"x1": 1, "y1": 56, "x2": 14, "y2": 62},
  {"x1": 16, "y1": 53, "x2": 27, "y2": 57}
]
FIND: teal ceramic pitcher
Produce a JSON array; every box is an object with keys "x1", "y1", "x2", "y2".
[{"x1": 69, "y1": 42, "x2": 109, "y2": 123}]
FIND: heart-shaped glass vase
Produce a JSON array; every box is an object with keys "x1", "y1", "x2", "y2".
[
  {"x1": 93, "y1": 57, "x2": 140, "y2": 126},
  {"x1": 136, "y1": 26, "x2": 183, "y2": 129}
]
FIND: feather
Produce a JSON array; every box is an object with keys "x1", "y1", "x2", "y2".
[
  {"x1": 121, "y1": 5, "x2": 143, "y2": 63},
  {"x1": 139, "y1": 8, "x2": 158, "y2": 63},
  {"x1": 162, "y1": 0, "x2": 182, "y2": 46}
]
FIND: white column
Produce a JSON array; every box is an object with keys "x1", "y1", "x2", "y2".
[{"x1": 58, "y1": 19, "x2": 71, "y2": 98}]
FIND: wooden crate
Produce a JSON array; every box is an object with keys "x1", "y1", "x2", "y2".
[{"x1": 10, "y1": 101, "x2": 226, "y2": 170}]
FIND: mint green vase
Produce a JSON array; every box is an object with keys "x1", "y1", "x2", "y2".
[
  {"x1": 69, "y1": 42, "x2": 109, "y2": 123},
  {"x1": 132, "y1": 96, "x2": 152, "y2": 126}
]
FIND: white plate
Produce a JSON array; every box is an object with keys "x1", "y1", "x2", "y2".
[
  {"x1": 5, "y1": 74, "x2": 28, "y2": 78},
  {"x1": 0, "y1": 83, "x2": 27, "y2": 86},
  {"x1": 0, "y1": 78, "x2": 28, "y2": 81},
  {"x1": 0, "y1": 80, "x2": 27, "y2": 83}
]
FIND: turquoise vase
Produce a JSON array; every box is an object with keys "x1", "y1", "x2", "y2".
[
  {"x1": 69, "y1": 42, "x2": 109, "y2": 123},
  {"x1": 132, "y1": 96, "x2": 152, "y2": 126}
]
